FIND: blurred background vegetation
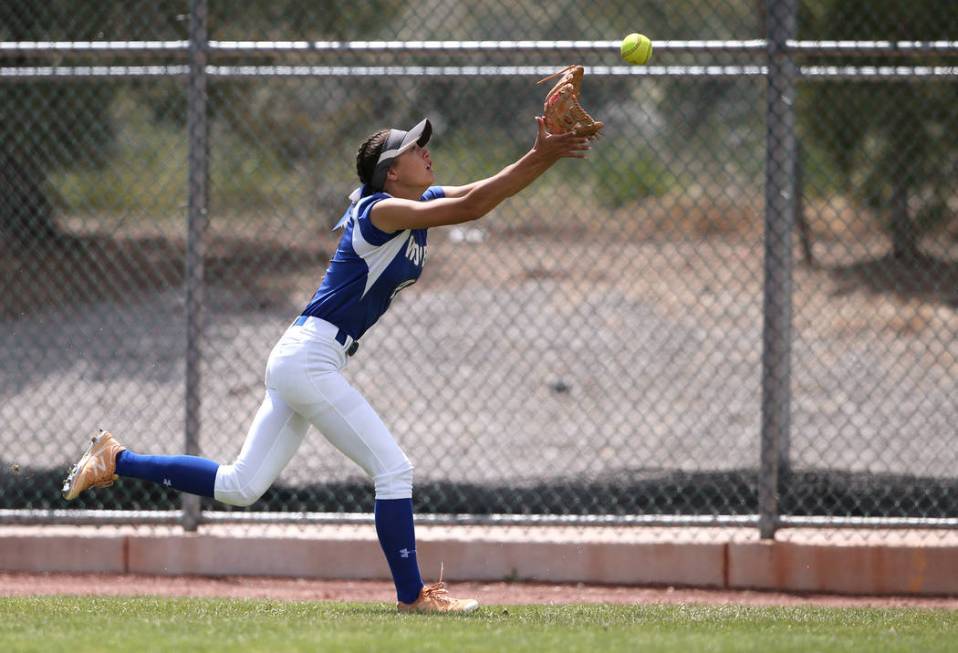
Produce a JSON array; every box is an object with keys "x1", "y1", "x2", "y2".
[
  {"x1": 1, "y1": 0, "x2": 955, "y2": 259},
  {"x1": 2, "y1": 0, "x2": 956, "y2": 520}
]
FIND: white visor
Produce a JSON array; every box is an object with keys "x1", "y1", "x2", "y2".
[{"x1": 368, "y1": 118, "x2": 432, "y2": 191}]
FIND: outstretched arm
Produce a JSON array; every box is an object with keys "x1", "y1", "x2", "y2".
[
  {"x1": 370, "y1": 117, "x2": 590, "y2": 232},
  {"x1": 438, "y1": 182, "x2": 478, "y2": 199}
]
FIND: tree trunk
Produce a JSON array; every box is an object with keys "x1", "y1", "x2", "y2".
[
  {"x1": 794, "y1": 142, "x2": 815, "y2": 267},
  {"x1": 0, "y1": 148, "x2": 59, "y2": 246},
  {"x1": 889, "y1": 179, "x2": 918, "y2": 260}
]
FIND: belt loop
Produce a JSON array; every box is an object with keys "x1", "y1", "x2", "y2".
[
  {"x1": 291, "y1": 317, "x2": 357, "y2": 356},
  {"x1": 336, "y1": 329, "x2": 359, "y2": 357}
]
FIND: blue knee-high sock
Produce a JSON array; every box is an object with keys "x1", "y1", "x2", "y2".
[
  {"x1": 375, "y1": 498, "x2": 424, "y2": 604},
  {"x1": 115, "y1": 450, "x2": 218, "y2": 498}
]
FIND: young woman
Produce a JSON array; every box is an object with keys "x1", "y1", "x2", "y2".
[{"x1": 62, "y1": 116, "x2": 591, "y2": 613}]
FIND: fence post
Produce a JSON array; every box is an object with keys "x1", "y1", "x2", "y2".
[
  {"x1": 183, "y1": 0, "x2": 209, "y2": 532},
  {"x1": 759, "y1": 0, "x2": 797, "y2": 540}
]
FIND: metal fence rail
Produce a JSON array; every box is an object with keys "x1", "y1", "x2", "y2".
[
  {"x1": 5, "y1": 64, "x2": 958, "y2": 79},
  {"x1": 2, "y1": 1, "x2": 955, "y2": 538},
  {"x1": 3, "y1": 38, "x2": 958, "y2": 55}
]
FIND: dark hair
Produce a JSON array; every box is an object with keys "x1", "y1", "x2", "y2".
[{"x1": 356, "y1": 128, "x2": 390, "y2": 186}]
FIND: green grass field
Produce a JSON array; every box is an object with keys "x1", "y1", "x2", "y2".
[{"x1": 2, "y1": 597, "x2": 956, "y2": 653}]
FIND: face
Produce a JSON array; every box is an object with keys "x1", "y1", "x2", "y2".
[{"x1": 387, "y1": 144, "x2": 434, "y2": 190}]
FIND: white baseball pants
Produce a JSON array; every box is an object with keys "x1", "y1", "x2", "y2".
[{"x1": 213, "y1": 317, "x2": 413, "y2": 506}]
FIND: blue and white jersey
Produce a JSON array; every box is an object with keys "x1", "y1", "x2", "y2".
[{"x1": 301, "y1": 186, "x2": 445, "y2": 341}]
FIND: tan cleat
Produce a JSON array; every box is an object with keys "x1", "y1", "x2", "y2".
[
  {"x1": 61, "y1": 430, "x2": 126, "y2": 500},
  {"x1": 397, "y1": 571, "x2": 479, "y2": 614}
]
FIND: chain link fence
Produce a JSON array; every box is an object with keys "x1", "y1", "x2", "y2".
[{"x1": 1, "y1": 1, "x2": 956, "y2": 537}]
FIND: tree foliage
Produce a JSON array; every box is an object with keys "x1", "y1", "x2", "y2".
[
  {"x1": 798, "y1": 0, "x2": 958, "y2": 258},
  {"x1": 0, "y1": 1, "x2": 135, "y2": 242},
  {"x1": 0, "y1": 0, "x2": 397, "y2": 243}
]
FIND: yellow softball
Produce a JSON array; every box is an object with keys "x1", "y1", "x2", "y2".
[{"x1": 620, "y1": 33, "x2": 653, "y2": 65}]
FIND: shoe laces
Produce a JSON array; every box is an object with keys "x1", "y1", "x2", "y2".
[
  {"x1": 421, "y1": 582, "x2": 451, "y2": 605},
  {"x1": 421, "y1": 562, "x2": 452, "y2": 605}
]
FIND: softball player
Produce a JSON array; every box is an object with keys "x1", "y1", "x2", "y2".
[{"x1": 62, "y1": 116, "x2": 590, "y2": 613}]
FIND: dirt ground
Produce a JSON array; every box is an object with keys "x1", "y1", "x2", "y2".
[
  {"x1": 2, "y1": 573, "x2": 956, "y2": 609},
  {"x1": 6, "y1": 218, "x2": 957, "y2": 488}
]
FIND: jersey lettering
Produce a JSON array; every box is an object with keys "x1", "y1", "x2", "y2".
[{"x1": 405, "y1": 237, "x2": 426, "y2": 267}]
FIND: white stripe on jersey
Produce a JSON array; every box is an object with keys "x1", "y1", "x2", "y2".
[{"x1": 349, "y1": 198, "x2": 412, "y2": 299}]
